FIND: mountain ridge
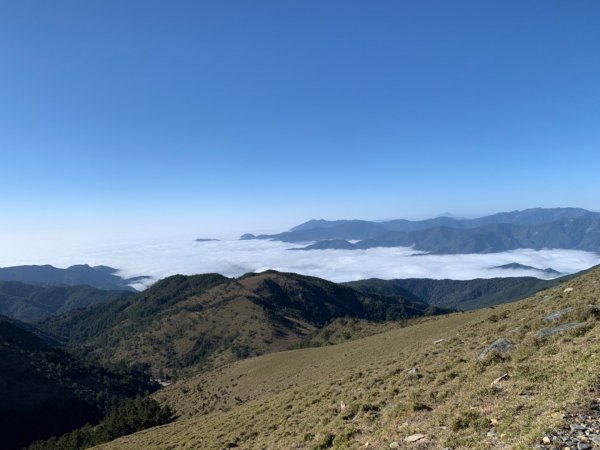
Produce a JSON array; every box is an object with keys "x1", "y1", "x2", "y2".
[
  {"x1": 242, "y1": 208, "x2": 600, "y2": 254},
  {"x1": 295, "y1": 217, "x2": 600, "y2": 254},
  {"x1": 39, "y1": 270, "x2": 445, "y2": 378}
]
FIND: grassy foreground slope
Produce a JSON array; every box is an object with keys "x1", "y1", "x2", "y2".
[{"x1": 97, "y1": 267, "x2": 600, "y2": 450}]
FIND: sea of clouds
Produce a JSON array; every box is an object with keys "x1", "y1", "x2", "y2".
[{"x1": 1, "y1": 235, "x2": 599, "y2": 289}]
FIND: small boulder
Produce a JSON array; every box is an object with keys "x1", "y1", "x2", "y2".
[
  {"x1": 404, "y1": 434, "x2": 425, "y2": 443},
  {"x1": 389, "y1": 442, "x2": 400, "y2": 449},
  {"x1": 478, "y1": 339, "x2": 515, "y2": 360},
  {"x1": 544, "y1": 307, "x2": 574, "y2": 322},
  {"x1": 564, "y1": 287, "x2": 574, "y2": 293},
  {"x1": 536, "y1": 323, "x2": 585, "y2": 339}
]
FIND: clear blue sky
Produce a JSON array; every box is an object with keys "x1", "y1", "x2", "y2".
[{"x1": 1, "y1": 1, "x2": 599, "y2": 238}]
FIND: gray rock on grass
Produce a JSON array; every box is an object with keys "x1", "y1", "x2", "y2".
[
  {"x1": 478, "y1": 339, "x2": 515, "y2": 360},
  {"x1": 536, "y1": 323, "x2": 585, "y2": 338},
  {"x1": 543, "y1": 307, "x2": 574, "y2": 321}
]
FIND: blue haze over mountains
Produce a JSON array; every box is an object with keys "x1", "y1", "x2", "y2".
[
  {"x1": 0, "y1": 264, "x2": 148, "y2": 291},
  {"x1": 242, "y1": 208, "x2": 600, "y2": 254}
]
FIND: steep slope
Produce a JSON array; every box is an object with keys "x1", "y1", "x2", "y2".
[
  {"x1": 97, "y1": 266, "x2": 600, "y2": 450},
  {"x1": 0, "y1": 264, "x2": 148, "y2": 291},
  {"x1": 346, "y1": 276, "x2": 556, "y2": 310},
  {"x1": 0, "y1": 281, "x2": 133, "y2": 322},
  {"x1": 0, "y1": 315, "x2": 156, "y2": 450},
  {"x1": 39, "y1": 271, "x2": 444, "y2": 378}
]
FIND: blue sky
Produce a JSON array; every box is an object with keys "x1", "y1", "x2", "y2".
[{"x1": 1, "y1": 1, "x2": 599, "y2": 239}]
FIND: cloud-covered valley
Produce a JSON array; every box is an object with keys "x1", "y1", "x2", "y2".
[{"x1": 2, "y1": 236, "x2": 599, "y2": 289}]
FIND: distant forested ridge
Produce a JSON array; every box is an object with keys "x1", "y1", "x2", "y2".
[
  {"x1": 242, "y1": 208, "x2": 600, "y2": 254},
  {"x1": 346, "y1": 276, "x2": 558, "y2": 310}
]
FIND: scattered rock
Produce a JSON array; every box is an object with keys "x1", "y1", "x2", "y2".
[
  {"x1": 407, "y1": 367, "x2": 418, "y2": 376},
  {"x1": 433, "y1": 339, "x2": 445, "y2": 344},
  {"x1": 478, "y1": 338, "x2": 515, "y2": 360},
  {"x1": 544, "y1": 307, "x2": 575, "y2": 322},
  {"x1": 389, "y1": 442, "x2": 400, "y2": 449},
  {"x1": 404, "y1": 434, "x2": 425, "y2": 443},
  {"x1": 564, "y1": 287, "x2": 574, "y2": 293},
  {"x1": 491, "y1": 373, "x2": 510, "y2": 385},
  {"x1": 536, "y1": 323, "x2": 586, "y2": 339},
  {"x1": 340, "y1": 400, "x2": 346, "y2": 411},
  {"x1": 537, "y1": 398, "x2": 600, "y2": 450}
]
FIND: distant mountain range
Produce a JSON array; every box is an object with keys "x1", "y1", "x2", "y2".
[
  {"x1": 0, "y1": 264, "x2": 149, "y2": 291},
  {"x1": 241, "y1": 207, "x2": 600, "y2": 254}
]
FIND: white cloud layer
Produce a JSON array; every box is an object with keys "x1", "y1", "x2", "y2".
[{"x1": 1, "y1": 236, "x2": 599, "y2": 289}]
